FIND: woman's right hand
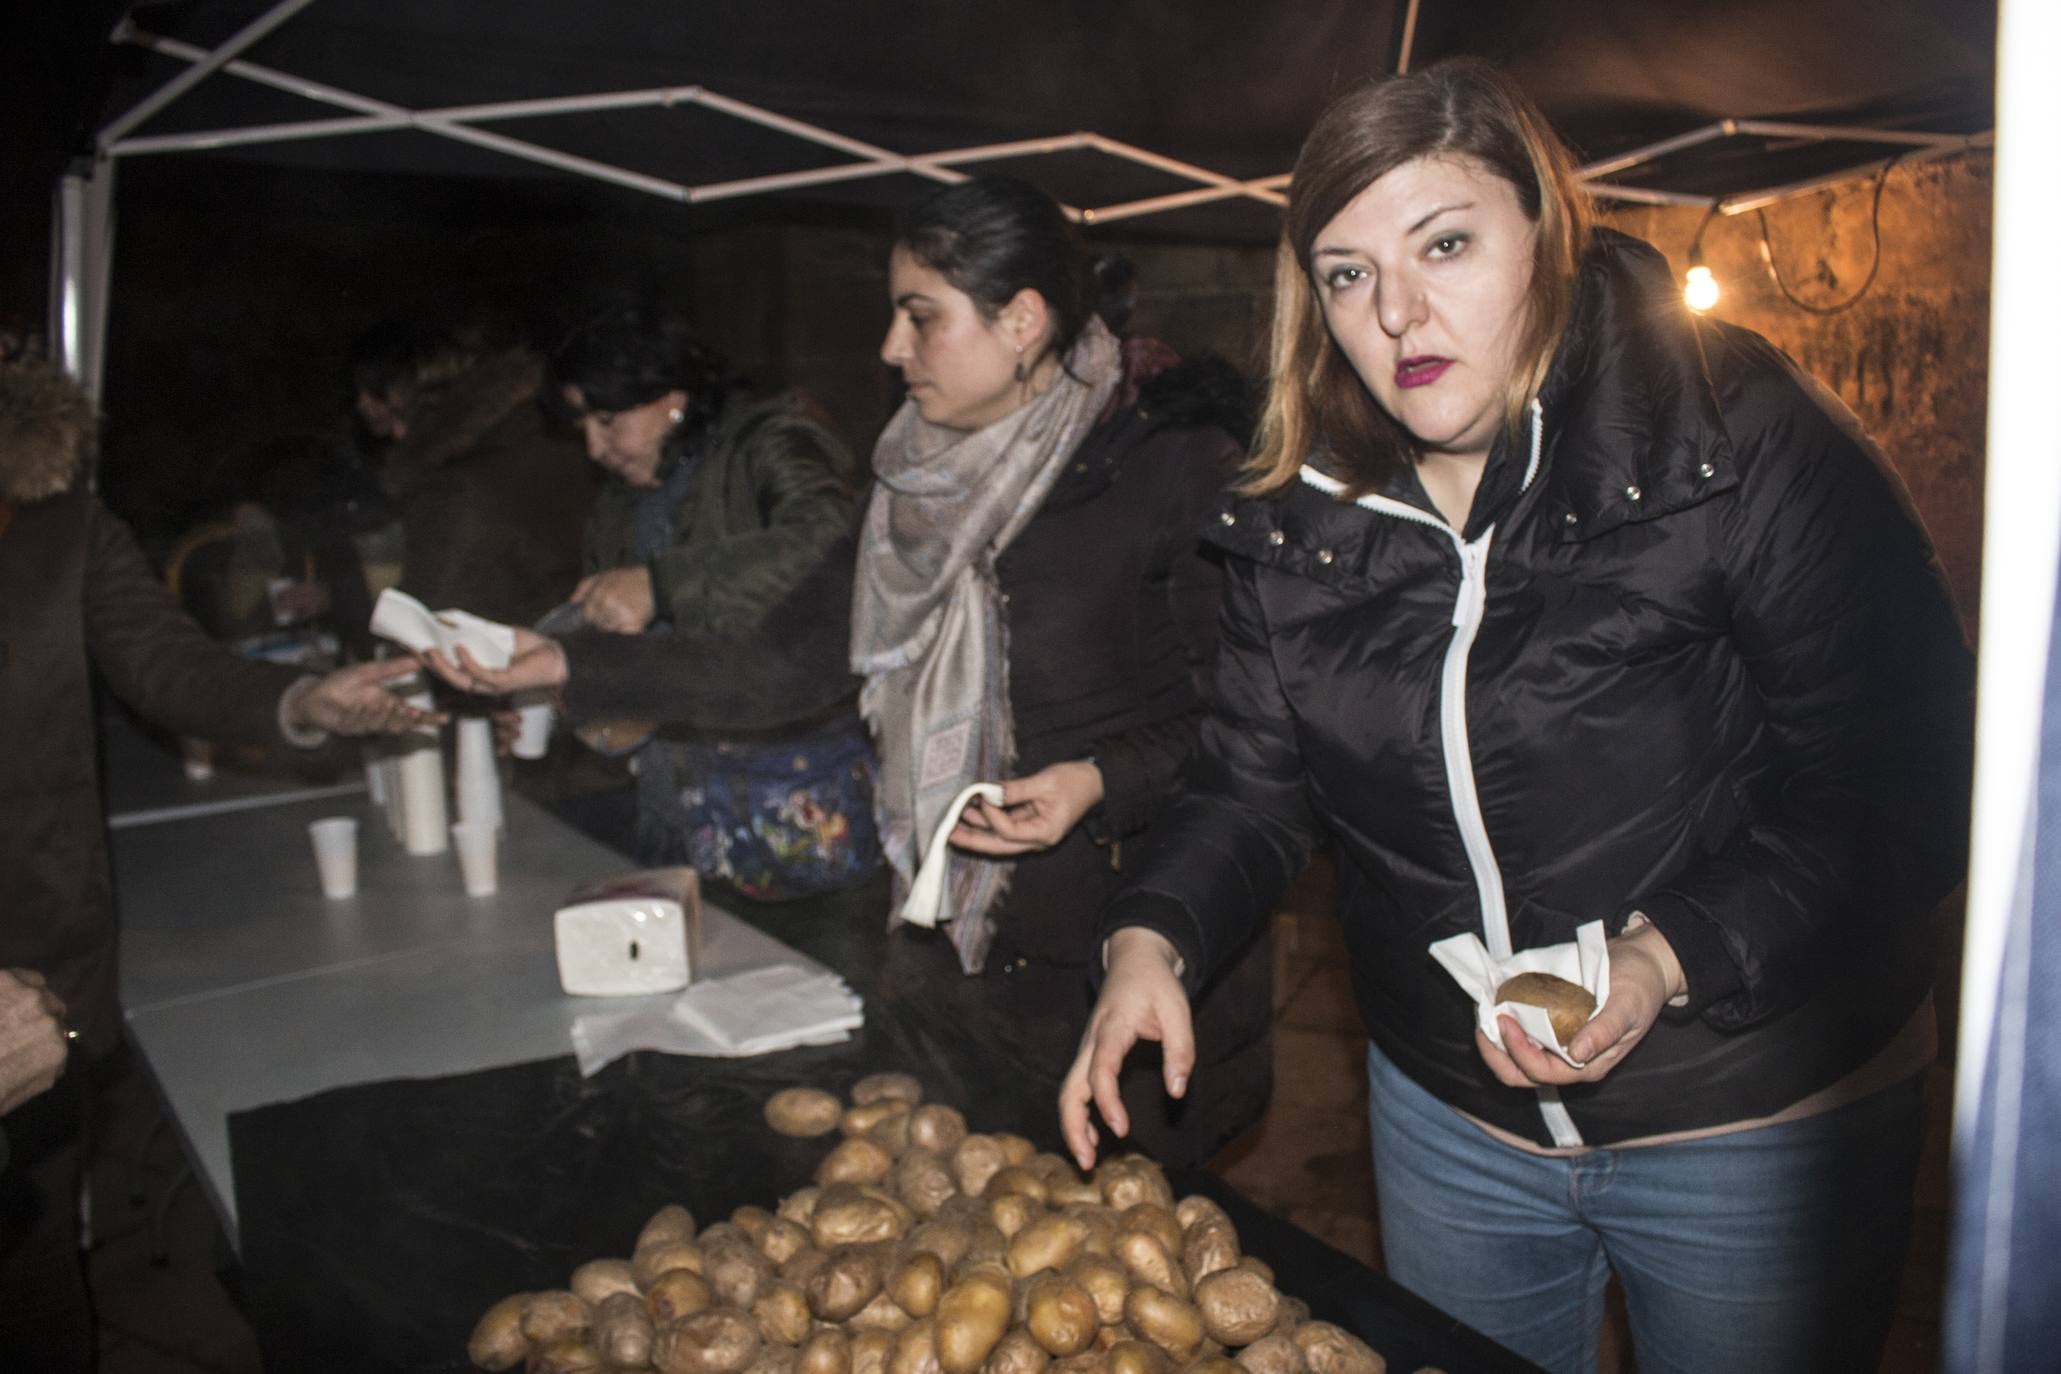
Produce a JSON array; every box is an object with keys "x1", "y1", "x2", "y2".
[
  {"x1": 425, "y1": 627, "x2": 570, "y2": 697},
  {"x1": 1059, "y1": 928, "x2": 1194, "y2": 1171}
]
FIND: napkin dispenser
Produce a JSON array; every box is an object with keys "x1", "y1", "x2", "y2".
[{"x1": 553, "y1": 867, "x2": 704, "y2": 997}]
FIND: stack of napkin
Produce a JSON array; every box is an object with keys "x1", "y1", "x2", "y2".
[{"x1": 570, "y1": 963, "x2": 864, "y2": 1075}]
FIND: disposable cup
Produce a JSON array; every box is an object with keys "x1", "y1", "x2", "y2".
[
  {"x1": 511, "y1": 694, "x2": 555, "y2": 761},
  {"x1": 308, "y1": 817, "x2": 359, "y2": 898},
  {"x1": 451, "y1": 820, "x2": 499, "y2": 897}
]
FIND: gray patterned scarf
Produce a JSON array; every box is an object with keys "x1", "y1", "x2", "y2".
[{"x1": 852, "y1": 319, "x2": 1120, "y2": 972}]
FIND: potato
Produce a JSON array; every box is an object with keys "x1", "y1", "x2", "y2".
[
  {"x1": 993, "y1": 1135, "x2": 1038, "y2": 1167},
  {"x1": 890, "y1": 1318, "x2": 943, "y2": 1374},
  {"x1": 1114, "y1": 1230, "x2": 1189, "y2": 1301},
  {"x1": 903, "y1": 1220, "x2": 975, "y2": 1269},
  {"x1": 648, "y1": 1269, "x2": 717, "y2": 1324},
  {"x1": 1193, "y1": 1269, "x2": 1279, "y2": 1347},
  {"x1": 705, "y1": 1236, "x2": 778, "y2": 1306},
  {"x1": 1008, "y1": 1214, "x2": 1092, "y2": 1278},
  {"x1": 781, "y1": 1245, "x2": 831, "y2": 1289},
  {"x1": 701, "y1": 1221, "x2": 750, "y2": 1249},
  {"x1": 888, "y1": 1249, "x2": 946, "y2": 1317},
  {"x1": 755, "y1": 1281, "x2": 815, "y2": 1346},
  {"x1": 747, "y1": 1347, "x2": 803, "y2": 1374},
  {"x1": 813, "y1": 1185, "x2": 911, "y2": 1248},
  {"x1": 845, "y1": 1101, "x2": 916, "y2": 1153},
  {"x1": 852, "y1": 1072, "x2": 925, "y2": 1106},
  {"x1": 1063, "y1": 1205, "x2": 1120, "y2": 1258},
  {"x1": 730, "y1": 1205, "x2": 776, "y2": 1240},
  {"x1": 767, "y1": 1087, "x2": 846, "y2": 1137},
  {"x1": 1126, "y1": 1287, "x2": 1205, "y2": 1363},
  {"x1": 951, "y1": 1136, "x2": 1011, "y2": 1198},
  {"x1": 635, "y1": 1240, "x2": 707, "y2": 1289},
  {"x1": 1174, "y1": 1198, "x2": 1230, "y2": 1234},
  {"x1": 1066, "y1": 1253, "x2": 1133, "y2": 1327},
  {"x1": 985, "y1": 1167, "x2": 1050, "y2": 1205},
  {"x1": 808, "y1": 1243, "x2": 889, "y2": 1320},
  {"x1": 963, "y1": 1223, "x2": 1009, "y2": 1268},
  {"x1": 1024, "y1": 1274, "x2": 1100, "y2": 1357},
  {"x1": 1232, "y1": 1335, "x2": 1305, "y2": 1374},
  {"x1": 1270, "y1": 1298, "x2": 1309, "y2": 1338},
  {"x1": 1108, "y1": 1342, "x2": 1171, "y2": 1374},
  {"x1": 1186, "y1": 1360, "x2": 1243, "y2": 1374},
  {"x1": 849, "y1": 1287, "x2": 920, "y2": 1333},
  {"x1": 1233, "y1": 1257, "x2": 1273, "y2": 1287},
  {"x1": 1286, "y1": 1324, "x2": 1382, "y2": 1374},
  {"x1": 1094, "y1": 1327, "x2": 1131, "y2": 1352},
  {"x1": 569, "y1": 1258, "x2": 638, "y2": 1306},
  {"x1": 523, "y1": 1291, "x2": 594, "y2": 1345},
  {"x1": 1118, "y1": 1205, "x2": 1183, "y2": 1260},
  {"x1": 1494, "y1": 971, "x2": 1596, "y2": 1044},
  {"x1": 639, "y1": 1204, "x2": 700, "y2": 1251},
  {"x1": 531, "y1": 1338, "x2": 606, "y2": 1373},
  {"x1": 989, "y1": 1192, "x2": 1039, "y2": 1239},
  {"x1": 893, "y1": 1147, "x2": 961, "y2": 1218},
  {"x1": 1180, "y1": 1221, "x2": 1240, "y2": 1286},
  {"x1": 781, "y1": 1186, "x2": 825, "y2": 1225},
  {"x1": 1047, "y1": 1175, "x2": 1104, "y2": 1208},
  {"x1": 985, "y1": 1328, "x2": 1053, "y2": 1374},
  {"x1": 594, "y1": 1291, "x2": 655, "y2": 1367},
  {"x1": 820, "y1": 1136, "x2": 899, "y2": 1187},
  {"x1": 907, "y1": 1104, "x2": 969, "y2": 1155},
  {"x1": 934, "y1": 1269, "x2": 1013, "y2": 1374},
  {"x1": 761, "y1": 1216, "x2": 814, "y2": 1266},
  {"x1": 656, "y1": 1308, "x2": 765, "y2": 1374},
  {"x1": 799, "y1": 1329, "x2": 854, "y2": 1374},
  {"x1": 1097, "y1": 1160, "x2": 1173, "y2": 1212},
  {"x1": 465, "y1": 1292, "x2": 531, "y2": 1371},
  {"x1": 853, "y1": 1330, "x2": 897, "y2": 1374}
]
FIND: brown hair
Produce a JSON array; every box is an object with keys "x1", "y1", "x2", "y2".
[{"x1": 1245, "y1": 58, "x2": 1591, "y2": 495}]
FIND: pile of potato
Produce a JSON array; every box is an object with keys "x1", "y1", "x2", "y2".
[{"x1": 467, "y1": 1072, "x2": 1398, "y2": 1374}]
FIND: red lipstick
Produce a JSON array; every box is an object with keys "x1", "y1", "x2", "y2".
[{"x1": 1396, "y1": 356, "x2": 1451, "y2": 388}]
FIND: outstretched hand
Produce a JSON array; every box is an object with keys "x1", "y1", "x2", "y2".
[
  {"x1": 0, "y1": 968, "x2": 69, "y2": 1117},
  {"x1": 949, "y1": 760, "x2": 1104, "y2": 856},
  {"x1": 1058, "y1": 928, "x2": 1192, "y2": 1171},
  {"x1": 1475, "y1": 918, "x2": 1685, "y2": 1087},
  {"x1": 290, "y1": 658, "x2": 444, "y2": 737},
  {"x1": 425, "y1": 627, "x2": 570, "y2": 698}
]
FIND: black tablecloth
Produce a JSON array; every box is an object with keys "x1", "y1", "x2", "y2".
[{"x1": 226, "y1": 882, "x2": 1539, "y2": 1373}]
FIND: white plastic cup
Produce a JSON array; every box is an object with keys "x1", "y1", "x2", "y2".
[
  {"x1": 451, "y1": 820, "x2": 499, "y2": 897},
  {"x1": 308, "y1": 817, "x2": 359, "y2": 898},
  {"x1": 511, "y1": 693, "x2": 555, "y2": 761},
  {"x1": 180, "y1": 736, "x2": 214, "y2": 782}
]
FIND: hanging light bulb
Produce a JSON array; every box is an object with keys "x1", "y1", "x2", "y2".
[
  {"x1": 1684, "y1": 263, "x2": 1720, "y2": 313},
  {"x1": 1683, "y1": 200, "x2": 1722, "y2": 314}
]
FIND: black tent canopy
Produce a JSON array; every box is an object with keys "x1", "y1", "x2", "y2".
[{"x1": 54, "y1": 0, "x2": 1994, "y2": 386}]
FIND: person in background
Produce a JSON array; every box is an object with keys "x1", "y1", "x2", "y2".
[
  {"x1": 0, "y1": 355, "x2": 436, "y2": 1369},
  {"x1": 1061, "y1": 60, "x2": 1973, "y2": 1374},
  {"x1": 536, "y1": 305, "x2": 873, "y2": 898},
  {"x1": 349, "y1": 315, "x2": 592, "y2": 627},
  {"x1": 1090, "y1": 252, "x2": 1139, "y2": 337},
  {"x1": 857, "y1": 175, "x2": 1272, "y2": 1166}
]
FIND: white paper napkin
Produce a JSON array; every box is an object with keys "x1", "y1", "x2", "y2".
[
  {"x1": 569, "y1": 963, "x2": 864, "y2": 1075},
  {"x1": 369, "y1": 588, "x2": 516, "y2": 670},
  {"x1": 896, "y1": 782, "x2": 1005, "y2": 927},
  {"x1": 1429, "y1": 921, "x2": 1611, "y2": 1066}
]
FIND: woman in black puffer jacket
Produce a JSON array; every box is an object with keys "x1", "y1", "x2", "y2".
[{"x1": 1063, "y1": 61, "x2": 1972, "y2": 1374}]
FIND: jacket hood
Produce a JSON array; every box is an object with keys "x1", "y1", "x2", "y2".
[
  {"x1": 0, "y1": 359, "x2": 95, "y2": 503},
  {"x1": 392, "y1": 347, "x2": 546, "y2": 469}
]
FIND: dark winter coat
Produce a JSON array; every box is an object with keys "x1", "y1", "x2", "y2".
[
  {"x1": 389, "y1": 348, "x2": 591, "y2": 626},
  {"x1": 583, "y1": 394, "x2": 854, "y2": 640},
  {"x1": 887, "y1": 351, "x2": 1276, "y2": 1167},
  {"x1": 0, "y1": 363, "x2": 303, "y2": 1048},
  {"x1": 1104, "y1": 231, "x2": 1974, "y2": 1149}
]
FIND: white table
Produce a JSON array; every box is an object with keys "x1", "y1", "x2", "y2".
[
  {"x1": 101, "y1": 709, "x2": 367, "y2": 830},
  {"x1": 112, "y1": 784, "x2": 825, "y2": 1248}
]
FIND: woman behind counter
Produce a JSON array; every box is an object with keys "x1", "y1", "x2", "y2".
[
  {"x1": 1061, "y1": 60, "x2": 1973, "y2": 1373},
  {"x1": 547, "y1": 306, "x2": 877, "y2": 900},
  {"x1": 857, "y1": 176, "x2": 1273, "y2": 1166}
]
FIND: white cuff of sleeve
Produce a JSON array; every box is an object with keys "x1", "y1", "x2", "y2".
[{"x1": 276, "y1": 676, "x2": 330, "y2": 750}]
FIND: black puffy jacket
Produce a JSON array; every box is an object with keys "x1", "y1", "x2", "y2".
[{"x1": 1104, "y1": 231, "x2": 1974, "y2": 1148}]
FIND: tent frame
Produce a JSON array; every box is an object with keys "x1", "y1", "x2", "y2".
[{"x1": 52, "y1": 0, "x2": 1992, "y2": 394}]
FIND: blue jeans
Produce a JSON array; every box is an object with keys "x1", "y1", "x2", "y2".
[{"x1": 1366, "y1": 1041, "x2": 1923, "y2": 1374}]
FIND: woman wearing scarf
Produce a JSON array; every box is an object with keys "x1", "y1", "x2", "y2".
[{"x1": 855, "y1": 177, "x2": 1272, "y2": 1165}]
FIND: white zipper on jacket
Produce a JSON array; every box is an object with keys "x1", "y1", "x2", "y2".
[{"x1": 1296, "y1": 401, "x2": 1582, "y2": 1146}]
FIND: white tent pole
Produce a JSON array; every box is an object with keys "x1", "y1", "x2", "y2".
[
  {"x1": 1082, "y1": 178, "x2": 1297, "y2": 225},
  {"x1": 80, "y1": 162, "x2": 116, "y2": 404},
  {"x1": 1714, "y1": 132, "x2": 1993, "y2": 214},
  {"x1": 1729, "y1": 119, "x2": 1974, "y2": 147},
  {"x1": 686, "y1": 89, "x2": 960, "y2": 185},
  {"x1": 1578, "y1": 122, "x2": 1737, "y2": 180},
  {"x1": 50, "y1": 173, "x2": 87, "y2": 383},
  {"x1": 100, "y1": 0, "x2": 323, "y2": 144},
  {"x1": 1396, "y1": 0, "x2": 1423, "y2": 74},
  {"x1": 1080, "y1": 134, "x2": 1289, "y2": 207}
]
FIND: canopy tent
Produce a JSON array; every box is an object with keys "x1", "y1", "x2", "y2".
[{"x1": 51, "y1": 0, "x2": 1994, "y2": 394}]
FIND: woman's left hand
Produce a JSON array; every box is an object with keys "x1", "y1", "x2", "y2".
[
  {"x1": 425, "y1": 628, "x2": 569, "y2": 697},
  {"x1": 1475, "y1": 918, "x2": 1686, "y2": 1086},
  {"x1": 574, "y1": 567, "x2": 656, "y2": 634},
  {"x1": 948, "y1": 760, "x2": 1105, "y2": 856}
]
